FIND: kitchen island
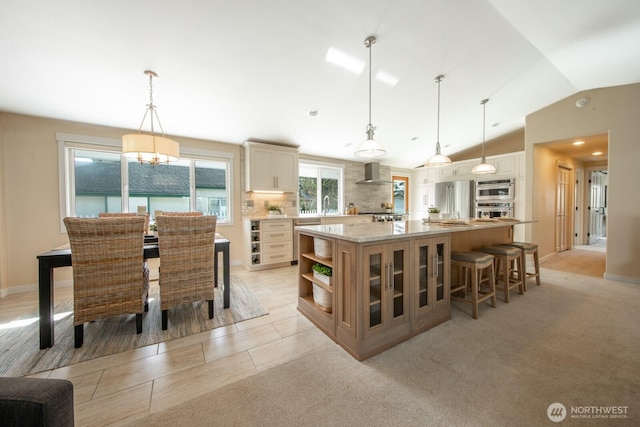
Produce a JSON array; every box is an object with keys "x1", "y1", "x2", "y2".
[{"x1": 296, "y1": 219, "x2": 528, "y2": 360}]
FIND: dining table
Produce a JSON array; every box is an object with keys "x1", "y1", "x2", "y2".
[{"x1": 36, "y1": 233, "x2": 230, "y2": 349}]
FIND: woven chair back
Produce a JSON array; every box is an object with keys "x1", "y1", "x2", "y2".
[
  {"x1": 158, "y1": 212, "x2": 203, "y2": 217},
  {"x1": 156, "y1": 215, "x2": 217, "y2": 311},
  {"x1": 99, "y1": 212, "x2": 150, "y2": 232},
  {"x1": 63, "y1": 216, "x2": 147, "y2": 326}
]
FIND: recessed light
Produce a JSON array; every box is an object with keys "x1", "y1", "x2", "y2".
[
  {"x1": 375, "y1": 70, "x2": 399, "y2": 86},
  {"x1": 325, "y1": 47, "x2": 365, "y2": 74},
  {"x1": 572, "y1": 140, "x2": 585, "y2": 146},
  {"x1": 411, "y1": 136, "x2": 419, "y2": 141},
  {"x1": 307, "y1": 110, "x2": 318, "y2": 117},
  {"x1": 491, "y1": 122, "x2": 502, "y2": 128},
  {"x1": 592, "y1": 151, "x2": 603, "y2": 156}
]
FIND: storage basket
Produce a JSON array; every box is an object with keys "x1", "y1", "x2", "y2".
[
  {"x1": 313, "y1": 238, "x2": 332, "y2": 259},
  {"x1": 313, "y1": 270, "x2": 332, "y2": 286},
  {"x1": 312, "y1": 283, "x2": 332, "y2": 312}
]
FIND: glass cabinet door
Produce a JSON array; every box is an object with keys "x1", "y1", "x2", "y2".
[
  {"x1": 366, "y1": 250, "x2": 383, "y2": 328},
  {"x1": 391, "y1": 247, "x2": 405, "y2": 319},
  {"x1": 435, "y1": 241, "x2": 445, "y2": 302},
  {"x1": 417, "y1": 243, "x2": 429, "y2": 310},
  {"x1": 414, "y1": 236, "x2": 449, "y2": 316}
]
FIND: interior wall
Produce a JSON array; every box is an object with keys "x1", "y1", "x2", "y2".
[
  {"x1": 525, "y1": 82, "x2": 640, "y2": 283},
  {"x1": 0, "y1": 118, "x2": 7, "y2": 293},
  {"x1": 0, "y1": 112, "x2": 244, "y2": 294},
  {"x1": 450, "y1": 129, "x2": 524, "y2": 162}
]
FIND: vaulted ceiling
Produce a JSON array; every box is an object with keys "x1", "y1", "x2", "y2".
[{"x1": 1, "y1": 1, "x2": 638, "y2": 168}]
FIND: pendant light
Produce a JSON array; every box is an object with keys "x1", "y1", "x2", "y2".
[
  {"x1": 354, "y1": 36, "x2": 386, "y2": 158},
  {"x1": 123, "y1": 70, "x2": 179, "y2": 165},
  {"x1": 471, "y1": 98, "x2": 496, "y2": 174},
  {"x1": 424, "y1": 75, "x2": 452, "y2": 168}
]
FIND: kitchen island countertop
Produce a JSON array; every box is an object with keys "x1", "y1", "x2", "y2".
[{"x1": 296, "y1": 219, "x2": 532, "y2": 243}]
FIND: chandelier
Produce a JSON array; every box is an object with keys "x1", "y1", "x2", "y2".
[{"x1": 122, "y1": 70, "x2": 179, "y2": 165}]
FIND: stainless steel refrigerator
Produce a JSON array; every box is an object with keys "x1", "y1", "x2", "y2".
[{"x1": 434, "y1": 180, "x2": 475, "y2": 219}]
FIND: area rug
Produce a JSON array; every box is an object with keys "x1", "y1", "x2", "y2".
[{"x1": 0, "y1": 277, "x2": 268, "y2": 377}]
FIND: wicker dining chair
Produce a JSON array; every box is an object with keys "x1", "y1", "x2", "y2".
[
  {"x1": 64, "y1": 216, "x2": 149, "y2": 348},
  {"x1": 156, "y1": 215, "x2": 217, "y2": 330}
]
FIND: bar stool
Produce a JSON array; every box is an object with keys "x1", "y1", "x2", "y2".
[
  {"x1": 450, "y1": 251, "x2": 497, "y2": 319},
  {"x1": 478, "y1": 245, "x2": 524, "y2": 303},
  {"x1": 502, "y1": 242, "x2": 540, "y2": 292}
]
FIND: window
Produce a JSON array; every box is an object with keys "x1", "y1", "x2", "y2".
[
  {"x1": 392, "y1": 175, "x2": 409, "y2": 214},
  {"x1": 59, "y1": 133, "x2": 233, "y2": 227},
  {"x1": 299, "y1": 162, "x2": 344, "y2": 215}
]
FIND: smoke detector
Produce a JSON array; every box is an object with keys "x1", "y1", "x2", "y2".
[{"x1": 575, "y1": 97, "x2": 590, "y2": 108}]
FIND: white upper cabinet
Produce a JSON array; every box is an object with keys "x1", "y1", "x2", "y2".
[{"x1": 244, "y1": 141, "x2": 299, "y2": 192}]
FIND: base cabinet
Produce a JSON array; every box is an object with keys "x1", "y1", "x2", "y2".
[
  {"x1": 413, "y1": 235, "x2": 450, "y2": 331},
  {"x1": 298, "y1": 232, "x2": 450, "y2": 360},
  {"x1": 361, "y1": 241, "x2": 411, "y2": 353},
  {"x1": 243, "y1": 218, "x2": 292, "y2": 270}
]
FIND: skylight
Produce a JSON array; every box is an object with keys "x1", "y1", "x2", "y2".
[
  {"x1": 376, "y1": 70, "x2": 399, "y2": 86},
  {"x1": 325, "y1": 47, "x2": 365, "y2": 74}
]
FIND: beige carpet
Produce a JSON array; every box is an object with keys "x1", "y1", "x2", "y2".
[
  {"x1": 129, "y1": 267, "x2": 640, "y2": 426},
  {"x1": 0, "y1": 277, "x2": 268, "y2": 377}
]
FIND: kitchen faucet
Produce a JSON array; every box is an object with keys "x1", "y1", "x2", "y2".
[{"x1": 323, "y1": 195, "x2": 330, "y2": 215}]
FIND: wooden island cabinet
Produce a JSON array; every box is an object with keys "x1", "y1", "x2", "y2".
[{"x1": 297, "y1": 219, "x2": 526, "y2": 360}]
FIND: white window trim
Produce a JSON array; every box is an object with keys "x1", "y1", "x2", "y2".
[
  {"x1": 56, "y1": 133, "x2": 234, "y2": 232},
  {"x1": 298, "y1": 159, "x2": 345, "y2": 215}
]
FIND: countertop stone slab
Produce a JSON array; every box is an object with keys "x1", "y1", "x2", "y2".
[{"x1": 296, "y1": 219, "x2": 532, "y2": 243}]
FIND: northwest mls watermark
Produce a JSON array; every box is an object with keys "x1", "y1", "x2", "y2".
[{"x1": 547, "y1": 402, "x2": 629, "y2": 422}]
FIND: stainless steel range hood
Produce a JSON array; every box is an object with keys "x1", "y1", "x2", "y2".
[{"x1": 356, "y1": 162, "x2": 392, "y2": 185}]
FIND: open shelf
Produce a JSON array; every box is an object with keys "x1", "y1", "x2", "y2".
[
  {"x1": 301, "y1": 252, "x2": 333, "y2": 267},
  {"x1": 301, "y1": 272, "x2": 333, "y2": 293}
]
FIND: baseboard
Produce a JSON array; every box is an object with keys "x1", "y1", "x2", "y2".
[
  {"x1": 603, "y1": 273, "x2": 640, "y2": 285},
  {"x1": 1, "y1": 280, "x2": 73, "y2": 297}
]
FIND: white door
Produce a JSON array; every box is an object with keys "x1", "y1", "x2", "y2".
[
  {"x1": 556, "y1": 167, "x2": 570, "y2": 252},
  {"x1": 588, "y1": 171, "x2": 605, "y2": 244}
]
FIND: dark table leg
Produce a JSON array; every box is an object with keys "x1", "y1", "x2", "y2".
[
  {"x1": 222, "y1": 242, "x2": 230, "y2": 308},
  {"x1": 38, "y1": 259, "x2": 54, "y2": 349},
  {"x1": 214, "y1": 247, "x2": 219, "y2": 288}
]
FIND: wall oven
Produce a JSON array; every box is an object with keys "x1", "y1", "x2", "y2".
[
  {"x1": 475, "y1": 201, "x2": 514, "y2": 219},
  {"x1": 475, "y1": 178, "x2": 515, "y2": 201}
]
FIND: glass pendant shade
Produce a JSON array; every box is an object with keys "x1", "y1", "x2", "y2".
[
  {"x1": 471, "y1": 157, "x2": 496, "y2": 174},
  {"x1": 123, "y1": 70, "x2": 179, "y2": 165},
  {"x1": 471, "y1": 98, "x2": 496, "y2": 174},
  {"x1": 354, "y1": 124, "x2": 386, "y2": 157},
  {"x1": 354, "y1": 36, "x2": 386, "y2": 158},
  {"x1": 425, "y1": 75, "x2": 451, "y2": 168}
]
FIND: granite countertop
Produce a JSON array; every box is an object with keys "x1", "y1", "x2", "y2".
[
  {"x1": 248, "y1": 214, "x2": 375, "y2": 220},
  {"x1": 296, "y1": 219, "x2": 532, "y2": 243}
]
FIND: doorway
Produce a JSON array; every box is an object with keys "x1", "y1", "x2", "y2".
[
  {"x1": 392, "y1": 176, "x2": 409, "y2": 214},
  {"x1": 588, "y1": 170, "x2": 607, "y2": 244}
]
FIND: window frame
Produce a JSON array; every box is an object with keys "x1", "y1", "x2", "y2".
[
  {"x1": 57, "y1": 133, "x2": 234, "y2": 232},
  {"x1": 298, "y1": 159, "x2": 345, "y2": 216}
]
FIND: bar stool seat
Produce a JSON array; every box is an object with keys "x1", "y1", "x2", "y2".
[
  {"x1": 450, "y1": 251, "x2": 497, "y2": 319},
  {"x1": 478, "y1": 245, "x2": 524, "y2": 303},
  {"x1": 502, "y1": 242, "x2": 540, "y2": 291}
]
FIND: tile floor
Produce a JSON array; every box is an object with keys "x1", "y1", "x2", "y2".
[{"x1": 1, "y1": 265, "x2": 334, "y2": 426}]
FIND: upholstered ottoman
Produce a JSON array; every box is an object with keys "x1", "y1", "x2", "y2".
[{"x1": 0, "y1": 377, "x2": 74, "y2": 426}]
